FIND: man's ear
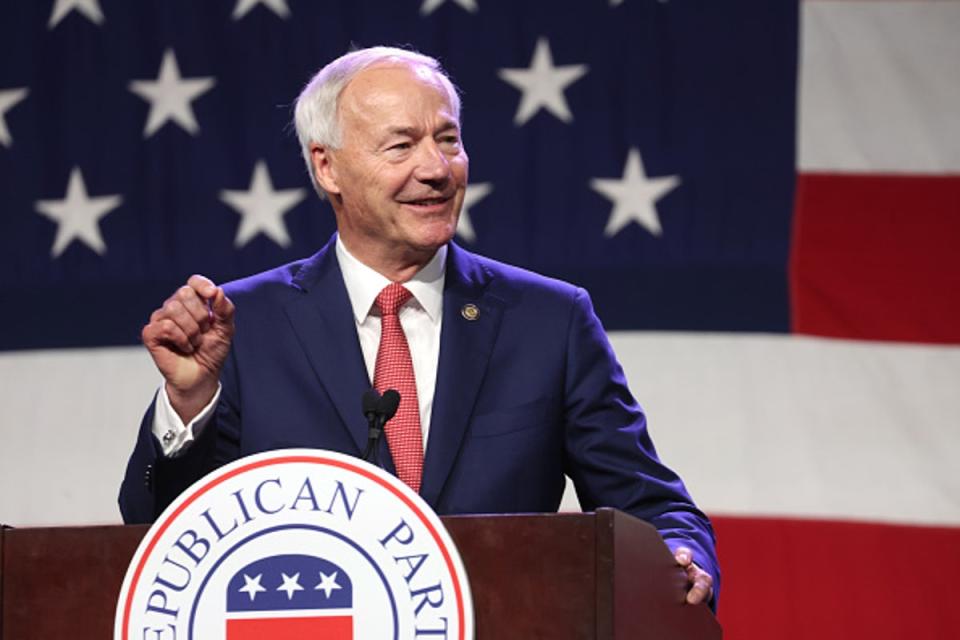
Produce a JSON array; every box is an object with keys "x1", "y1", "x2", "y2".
[{"x1": 310, "y1": 144, "x2": 341, "y2": 195}]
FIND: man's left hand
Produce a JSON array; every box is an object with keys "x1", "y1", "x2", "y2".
[{"x1": 674, "y1": 547, "x2": 714, "y2": 605}]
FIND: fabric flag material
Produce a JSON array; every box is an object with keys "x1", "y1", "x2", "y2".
[{"x1": 0, "y1": 2, "x2": 957, "y2": 639}]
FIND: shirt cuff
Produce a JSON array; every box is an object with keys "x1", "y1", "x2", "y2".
[{"x1": 151, "y1": 384, "x2": 221, "y2": 457}]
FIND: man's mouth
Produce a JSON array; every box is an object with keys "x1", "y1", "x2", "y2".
[{"x1": 402, "y1": 196, "x2": 451, "y2": 207}]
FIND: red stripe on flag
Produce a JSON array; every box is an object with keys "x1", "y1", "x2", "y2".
[
  {"x1": 790, "y1": 173, "x2": 960, "y2": 344},
  {"x1": 713, "y1": 515, "x2": 960, "y2": 640},
  {"x1": 226, "y1": 615, "x2": 352, "y2": 639}
]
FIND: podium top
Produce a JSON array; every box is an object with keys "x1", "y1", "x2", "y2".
[{"x1": 0, "y1": 509, "x2": 719, "y2": 640}]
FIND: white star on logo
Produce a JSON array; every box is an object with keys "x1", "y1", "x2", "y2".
[
  {"x1": 590, "y1": 148, "x2": 680, "y2": 237},
  {"x1": 420, "y1": 0, "x2": 478, "y2": 16},
  {"x1": 238, "y1": 573, "x2": 267, "y2": 602},
  {"x1": 128, "y1": 49, "x2": 216, "y2": 138},
  {"x1": 0, "y1": 88, "x2": 29, "y2": 148},
  {"x1": 457, "y1": 182, "x2": 493, "y2": 243},
  {"x1": 232, "y1": 0, "x2": 291, "y2": 20},
  {"x1": 314, "y1": 571, "x2": 342, "y2": 598},
  {"x1": 498, "y1": 37, "x2": 588, "y2": 126},
  {"x1": 277, "y1": 572, "x2": 304, "y2": 600},
  {"x1": 48, "y1": 0, "x2": 104, "y2": 29},
  {"x1": 35, "y1": 167, "x2": 123, "y2": 257},
  {"x1": 220, "y1": 160, "x2": 306, "y2": 248}
]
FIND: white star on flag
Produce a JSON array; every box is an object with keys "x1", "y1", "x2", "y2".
[
  {"x1": 34, "y1": 167, "x2": 123, "y2": 257},
  {"x1": 128, "y1": 49, "x2": 216, "y2": 138},
  {"x1": 220, "y1": 160, "x2": 306, "y2": 248},
  {"x1": 0, "y1": 88, "x2": 29, "y2": 148},
  {"x1": 420, "y1": 0, "x2": 478, "y2": 16},
  {"x1": 232, "y1": 0, "x2": 291, "y2": 20},
  {"x1": 238, "y1": 573, "x2": 266, "y2": 602},
  {"x1": 314, "y1": 571, "x2": 342, "y2": 598},
  {"x1": 498, "y1": 37, "x2": 588, "y2": 126},
  {"x1": 277, "y1": 572, "x2": 304, "y2": 600},
  {"x1": 48, "y1": 0, "x2": 104, "y2": 29},
  {"x1": 590, "y1": 148, "x2": 680, "y2": 237},
  {"x1": 457, "y1": 182, "x2": 493, "y2": 243}
]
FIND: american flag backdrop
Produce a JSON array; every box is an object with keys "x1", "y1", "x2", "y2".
[{"x1": 1, "y1": 1, "x2": 958, "y2": 638}]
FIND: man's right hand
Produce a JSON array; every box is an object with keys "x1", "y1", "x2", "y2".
[{"x1": 141, "y1": 274, "x2": 236, "y2": 424}]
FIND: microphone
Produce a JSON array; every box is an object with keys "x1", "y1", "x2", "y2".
[
  {"x1": 362, "y1": 389, "x2": 382, "y2": 423},
  {"x1": 380, "y1": 390, "x2": 400, "y2": 421},
  {"x1": 361, "y1": 389, "x2": 382, "y2": 464},
  {"x1": 361, "y1": 389, "x2": 400, "y2": 464}
]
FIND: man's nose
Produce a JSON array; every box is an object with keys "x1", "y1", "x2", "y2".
[{"x1": 414, "y1": 140, "x2": 450, "y2": 183}]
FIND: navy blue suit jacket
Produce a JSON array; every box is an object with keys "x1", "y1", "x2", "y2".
[{"x1": 120, "y1": 236, "x2": 718, "y2": 591}]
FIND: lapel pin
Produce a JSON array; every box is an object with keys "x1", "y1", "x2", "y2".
[{"x1": 461, "y1": 303, "x2": 480, "y2": 321}]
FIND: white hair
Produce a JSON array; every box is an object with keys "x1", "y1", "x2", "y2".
[{"x1": 293, "y1": 46, "x2": 461, "y2": 197}]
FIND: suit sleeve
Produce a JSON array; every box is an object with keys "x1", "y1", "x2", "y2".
[
  {"x1": 562, "y1": 287, "x2": 720, "y2": 605},
  {"x1": 117, "y1": 350, "x2": 243, "y2": 524}
]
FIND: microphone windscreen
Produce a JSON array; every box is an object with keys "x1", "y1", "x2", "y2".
[
  {"x1": 362, "y1": 389, "x2": 382, "y2": 416},
  {"x1": 380, "y1": 389, "x2": 401, "y2": 420}
]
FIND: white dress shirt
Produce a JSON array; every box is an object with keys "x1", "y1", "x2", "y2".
[{"x1": 152, "y1": 234, "x2": 446, "y2": 457}]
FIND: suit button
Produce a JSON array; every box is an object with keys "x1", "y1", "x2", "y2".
[{"x1": 144, "y1": 464, "x2": 154, "y2": 491}]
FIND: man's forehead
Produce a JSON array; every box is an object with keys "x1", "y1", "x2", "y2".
[{"x1": 340, "y1": 62, "x2": 453, "y2": 111}]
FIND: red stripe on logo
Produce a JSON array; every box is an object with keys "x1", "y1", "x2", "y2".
[{"x1": 226, "y1": 615, "x2": 352, "y2": 639}]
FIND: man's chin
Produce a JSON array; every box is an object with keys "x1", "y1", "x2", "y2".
[
  {"x1": 409, "y1": 216, "x2": 458, "y2": 248},
  {"x1": 411, "y1": 232, "x2": 455, "y2": 255}
]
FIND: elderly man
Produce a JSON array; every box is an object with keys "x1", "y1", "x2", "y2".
[{"x1": 120, "y1": 46, "x2": 717, "y2": 606}]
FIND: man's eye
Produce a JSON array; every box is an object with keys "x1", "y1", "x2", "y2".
[{"x1": 388, "y1": 142, "x2": 411, "y2": 151}]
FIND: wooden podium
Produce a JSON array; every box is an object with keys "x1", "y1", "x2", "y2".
[{"x1": 0, "y1": 509, "x2": 720, "y2": 639}]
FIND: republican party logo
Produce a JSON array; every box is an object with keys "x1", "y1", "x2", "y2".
[{"x1": 115, "y1": 450, "x2": 474, "y2": 639}]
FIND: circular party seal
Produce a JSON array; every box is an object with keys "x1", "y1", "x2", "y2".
[{"x1": 115, "y1": 449, "x2": 474, "y2": 640}]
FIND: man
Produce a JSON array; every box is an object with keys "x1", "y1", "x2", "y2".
[{"x1": 119, "y1": 47, "x2": 717, "y2": 606}]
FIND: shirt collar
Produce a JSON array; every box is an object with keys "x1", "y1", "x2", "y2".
[{"x1": 335, "y1": 233, "x2": 446, "y2": 324}]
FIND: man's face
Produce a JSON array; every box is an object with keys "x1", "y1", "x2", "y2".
[{"x1": 314, "y1": 63, "x2": 468, "y2": 267}]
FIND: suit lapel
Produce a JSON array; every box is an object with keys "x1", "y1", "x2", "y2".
[
  {"x1": 283, "y1": 237, "x2": 374, "y2": 457},
  {"x1": 420, "y1": 244, "x2": 504, "y2": 507}
]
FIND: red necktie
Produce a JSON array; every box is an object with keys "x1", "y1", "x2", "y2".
[{"x1": 373, "y1": 283, "x2": 424, "y2": 492}]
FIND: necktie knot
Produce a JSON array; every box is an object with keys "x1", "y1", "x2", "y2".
[{"x1": 375, "y1": 283, "x2": 413, "y2": 317}]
